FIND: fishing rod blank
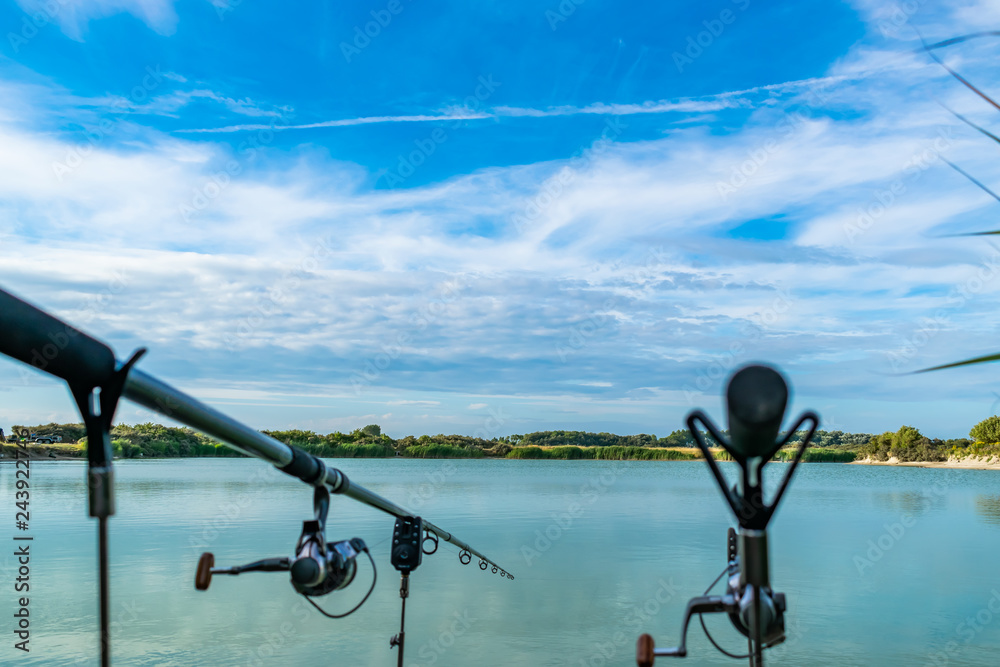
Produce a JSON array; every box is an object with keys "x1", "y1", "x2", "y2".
[
  {"x1": 636, "y1": 364, "x2": 818, "y2": 667},
  {"x1": 122, "y1": 366, "x2": 512, "y2": 575},
  {"x1": 0, "y1": 287, "x2": 510, "y2": 575},
  {"x1": 0, "y1": 286, "x2": 513, "y2": 664}
]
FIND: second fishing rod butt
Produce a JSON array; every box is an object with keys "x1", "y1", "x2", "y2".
[{"x1": 635, "y1": 363, "x2": 818, "y2": 666}]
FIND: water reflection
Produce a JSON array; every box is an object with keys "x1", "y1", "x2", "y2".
[
  {"x1": 12, "y1": 459, "x2": 1000, "y2": 666},
  {"x1": 871, "y1": 490, "x2": 938, "y2": 516},
  {"x1": 975, "y1": 495, "x2": 1000, "y2": 525}
]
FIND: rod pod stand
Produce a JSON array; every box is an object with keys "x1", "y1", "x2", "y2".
[
  {"x1": 637, "y1": 364, "x2": 819, "y2": 667},
  {"x1": 69, "y1": 348, "x2": 146, "y2": 667}
]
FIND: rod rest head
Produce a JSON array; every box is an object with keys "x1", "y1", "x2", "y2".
[{"x1": 726, "y1": 365, "x2": 788, "y2": 460}]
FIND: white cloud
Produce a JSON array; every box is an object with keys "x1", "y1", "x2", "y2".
[{"x1": 4, "y1": 1, "x2": 1000, "y2": 436}]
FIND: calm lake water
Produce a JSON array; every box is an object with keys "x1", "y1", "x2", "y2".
[{"x1": 2, "y1": 458, "x2": 1000, "y2": 666}]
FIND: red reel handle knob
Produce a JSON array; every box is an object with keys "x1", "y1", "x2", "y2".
[
  {"x1": 195, "y1": 552, "x2": 215, "y2": 591},
  {"x1": 637, "y1": 633, "x2": 656, "y2": 667}
]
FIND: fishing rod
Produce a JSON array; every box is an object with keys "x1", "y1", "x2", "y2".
[
  {"x1": 636, "y1": 364, "x2": 818, "y2": 667},
  {"x1": 0, "y1": 286, "x2": 512, "y2": 666}
]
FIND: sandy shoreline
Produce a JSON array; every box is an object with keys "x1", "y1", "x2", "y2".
[{"x1": 849, "y1": 456, "x2": 1000, "y2": 471}]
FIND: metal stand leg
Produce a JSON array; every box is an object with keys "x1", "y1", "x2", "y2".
[
  {"x1": 390, "y1": 572, "x2": 409, "y2": 667},
  {"x1": 98, "y1": 516, "x2": 110, "y2": 667}
]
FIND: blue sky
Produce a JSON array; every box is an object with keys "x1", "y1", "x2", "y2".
[{"x1": 2, "y1": 0, "x2": 1000, "y2": 439}]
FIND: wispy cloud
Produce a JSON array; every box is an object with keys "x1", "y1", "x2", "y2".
[
  {"x1": 388, "y1": 400, "x2": 442, "y2": 406},
  {"x1": 175, "y1": 74, "x2": 862, "y2": 134}
]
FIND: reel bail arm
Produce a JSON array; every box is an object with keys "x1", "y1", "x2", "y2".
[{"x1": 195, "y1": 484, "x2": 376, "y2": 619}]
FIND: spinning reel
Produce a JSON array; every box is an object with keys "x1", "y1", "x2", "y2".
[
  {"x1": 195, "y1": 485, "x2": 376, "y2": 618},
  {"x1": 637, "y1": 364, "x2": 818, "y2": 667}
]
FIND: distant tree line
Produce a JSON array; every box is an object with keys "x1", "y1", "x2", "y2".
[{"x1": 7, "y1": 419, "x2": 1000, "y2": 463}]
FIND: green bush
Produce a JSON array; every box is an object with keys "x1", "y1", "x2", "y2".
[
  {"x1": 542, "y1": 446, "x2": 591, "y2": 459},
  {"x1": 956, "y1": 441, "x2": 1000, "y2": 460},
  {"x1": 506, "y1": 446, "x2": 697, "y2": 461},
  {"x1": 404, "y1": 444, "x2": 482, "y2": 458},
  {"x1": 774, "y1": 448, "x2": 857, "y2": 463},
  {"x1": 859, "y1": 427, "x2": 950, "y2": 462},
  {"x1": 327, "y1": 443, "x2": 394, "y2": 458},
  {"x1": 507, "y1": 446, "x2": 548, "y2": 459},
  {"x1": 594, "y1": 446, "x2": 697, "y2": 461},
  {"x1": 659, "y1": 430, "x2": 695, "y2": 447},
  {"x1": 971, "y1": 416, "x2": 1000, "y2": 444},
  {"x1": 264, "y1": 429, "x2": 326, "y2": 447}
]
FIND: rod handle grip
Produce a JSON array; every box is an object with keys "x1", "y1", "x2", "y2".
[
  {"x1": 637, "y1": 633, "x2": 655, "y2": 667},
  {"x1": 0, "y1": 288, "x2": 116, "y2": 386}
]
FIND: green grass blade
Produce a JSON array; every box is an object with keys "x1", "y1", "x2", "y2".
[{"x1": 917, "y1": 352, "x2": 1000, "y2": 373}]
